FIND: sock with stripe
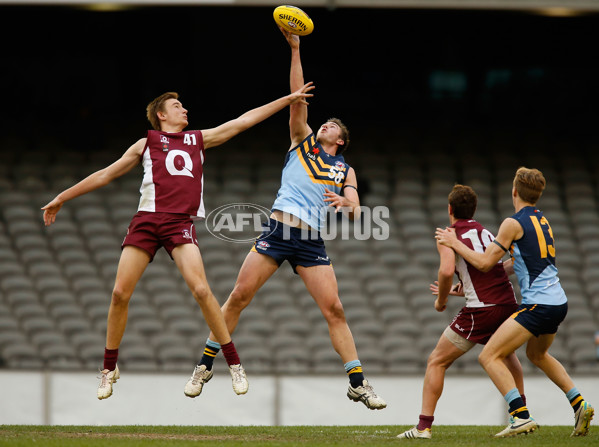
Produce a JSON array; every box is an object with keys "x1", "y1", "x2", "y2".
[
  {"x1": 416, "y1": 414, "x2": 434, "y2": 431},
  {"x1": 566, "y1": 387, "x2": 584, "y2": 413},
  {"x1": 344, "y1": 360, "x2": 365, "y2": 388},
  {"x1": 103, "y1": 348, "x2": 118, "y2": 371},
  {"x1": 504, "y1": 388, "x2": 530, "y2": 420},
  {"x1": 199, "y1": 339, "x2": 221, "y2": 371},
  {"x1": 220, "y1": 340, "x2": 241, "y2": 366}
]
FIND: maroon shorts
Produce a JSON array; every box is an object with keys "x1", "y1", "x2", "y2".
[
  {"x1": 122, "y1": 212, "x2": 198, "y2": 261},
  {"x1": 448, "y1": 303, "x2": 518, "y2": 345}
]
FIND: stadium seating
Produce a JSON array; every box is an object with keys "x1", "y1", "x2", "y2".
[{"x1": 0, "y1": 129, "x2": 598, "y2": 379}]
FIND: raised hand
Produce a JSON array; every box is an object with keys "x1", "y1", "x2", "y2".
[
  {"x1": 279, "y1": 26, "x2": 300, "y2": 49},
  {"x1": 288, "y1": 82, "x2": 315, "y2": 106}
]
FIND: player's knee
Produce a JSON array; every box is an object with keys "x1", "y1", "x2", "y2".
[
  {"x1": 525, "y1": 347, "x2": 546, "y2": 366},
  {"x1": 228, "y1": 284, "x2": 254, "y2": 310},
  {"x1": 191, "y1": 282, "x2": 212, "y2": 303},
  {"x1": 478, "y1": 350, "x2": 491, "y2": 368},
  {"x1": 426, "y1": 352, "x2": 438, "y2": 368},
  {"x1": 111, "y1": 287, "x2": 132, "y2": 307},
  {"x1": 427, "y1": 351, "x2": 452, "y2": 369},
  {"x1": 322, "y1": 299, "x2": 346, "y2": 323}
]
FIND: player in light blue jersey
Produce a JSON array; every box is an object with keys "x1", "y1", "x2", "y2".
[
  {"x1": 436, "y1": 167, "x2": 593, "y2": 438},
  {"x1": 184, "y1": 26, "x2": 386, "y2": 410}
]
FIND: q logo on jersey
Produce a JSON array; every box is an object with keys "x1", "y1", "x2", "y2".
[{"x1": 165, "y1": 150, "x2": 194, "y2": 178}]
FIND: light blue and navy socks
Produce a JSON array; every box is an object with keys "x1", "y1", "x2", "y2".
[
  {"x1": 344, "y1": 360, "x2": 365, "y2": 388},
  {"x1": 200, "y1": 339, "x2": 221, "y2": 370},
  {"x1": 504, "y1": 388, "x2": 530, "y2": 420},
  {"x1": 567, "y1": 387, "x2": 584, "y2": 413}
]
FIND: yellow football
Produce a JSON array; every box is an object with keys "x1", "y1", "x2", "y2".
[{"x1": 273, "y1": 5, "x2": 314, "y2": 36}]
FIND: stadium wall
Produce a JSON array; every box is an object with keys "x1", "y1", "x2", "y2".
[{"x1": 2, "y1": 372, "x2": 597, "y2": 426}]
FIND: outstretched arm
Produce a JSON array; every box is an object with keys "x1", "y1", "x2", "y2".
[
  {"x1": 435, "y1": 217, "x2": 521, "y2": 272},
  {"x1": 280, "y1": 27, "x2": 312, "y2": 148},
  {"x1": 41, "y1": 139, "x2": 145, "y2": 226},
  {"x1": 201, "y1": 82, "x2": 314, "y2": 149}
]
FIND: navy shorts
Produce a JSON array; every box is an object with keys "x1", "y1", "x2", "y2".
[
  {"x1": 512, "y1": 302, "x2": 568, "y2": 337},
  {"x1": 251, "y1": 218, "x2": 331, "y2": 274}
]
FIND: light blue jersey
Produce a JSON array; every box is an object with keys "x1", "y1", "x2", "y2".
[
  {"x1": 510, "y1": 206, "x2": 567, "y2": 306},
  {"x1": 272, "y1": 133, "x2": 349, "y2": 231}
]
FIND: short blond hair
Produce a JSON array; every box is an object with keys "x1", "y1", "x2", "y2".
[
  {"x1": 513, "y1": 167, "x2": 545, "y2": 204},
  {"x1": 146, "y1": 92, "x2": 179, "y2": 130}
]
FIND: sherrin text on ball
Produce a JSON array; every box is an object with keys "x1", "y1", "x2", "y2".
[{"x1": 273, "y1": 5, "x2": 314, "y2": 36}]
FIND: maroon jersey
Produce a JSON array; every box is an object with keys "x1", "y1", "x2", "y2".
[
  {"x1": 138, "y1": 130, "x2": 206, "y2": 217},
  {"x1": 452, "y1": 219, "x2": 516, "y2": 307}
]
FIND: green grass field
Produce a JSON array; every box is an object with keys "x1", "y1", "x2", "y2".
[{"x1": 0, "y1": 425, "x2": 596, "y2": 447}]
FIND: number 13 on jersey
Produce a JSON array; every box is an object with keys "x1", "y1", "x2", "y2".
[{"x1": 530, "y1": 215, "x2": 555, "y2": 258}]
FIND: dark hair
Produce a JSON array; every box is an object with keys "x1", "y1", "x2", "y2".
[
  {"x1": 448, "y1": 184, "x2": 477, "y2": 220},
  {"x1": 513, "y1": 167, "x2": 545, "y2": 204},
  {"x1": 146, "y1": 92, "x2": 179, "y2": 130},
  {"x1": 327, "y1": 117, "x2": 350, "y2": 154}
]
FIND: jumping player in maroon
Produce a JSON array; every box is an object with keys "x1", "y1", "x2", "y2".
[
  {"x1": 42, "y1": 85, "x2": 314, "y2": 400},
  {"x1": 398, "y1": 184, "x2": 525, "y2": 440},
  {"x1": 138, "y1": 130, "x2": 207, "y2": 216}
]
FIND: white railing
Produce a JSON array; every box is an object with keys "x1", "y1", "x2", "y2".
[{"x1": 1, "y1": 371, "x2": 597, "y2": 426}]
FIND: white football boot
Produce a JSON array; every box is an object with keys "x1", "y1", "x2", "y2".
[
  {"x1": 97, "y1": 365, "x2": 120, "y2": 400},
  {"x1": 184, "y1": 364, "x2": 214, "y2": 397}
]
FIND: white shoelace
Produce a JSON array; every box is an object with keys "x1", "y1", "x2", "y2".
[
  {"x1": 230, "y1": 365, "x2": 245, "y2": 382},
  {"x1": 98, "y1": 371, "x2": 110, "y2": 387},
  {"x1": 361, "y1": 383, "x2": 378, "y2": 397},
  {"x1": 191, "y1": 366, "x2": 205, "y2": 384}
]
